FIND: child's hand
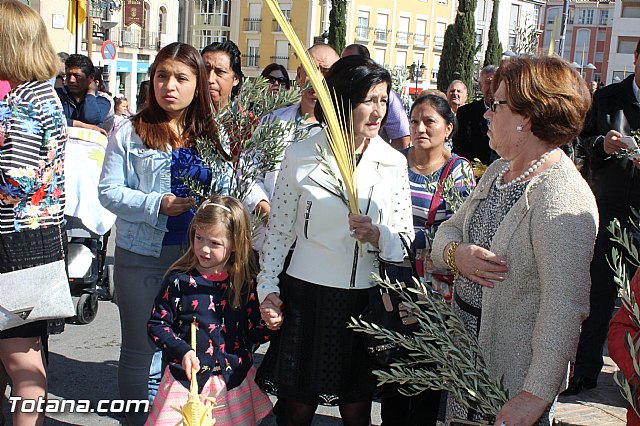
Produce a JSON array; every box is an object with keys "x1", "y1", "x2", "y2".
[
  {"x1": 260, "y1": 293, "x2": 284, "y2": 330},
  {"x1": 182, "y1": 350, "x2": 200, "y2": 381}
]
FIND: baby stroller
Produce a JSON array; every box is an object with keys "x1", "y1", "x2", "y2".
[{"x1": 64, "y1": 127, "x2": 117, "y2": 324}]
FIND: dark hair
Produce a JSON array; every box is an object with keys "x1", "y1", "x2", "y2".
[
  {"x1": 57, "y1": 52, "x2": 69, "y2": 63},
  {"x1": 260, "y1": 63, "x2": 291, "y2": 89},
  {"x1": 114, "y1": 97, "x2": 127, "y2": 109},
  {"x1": 65, "y1": 54, "x2": 95, "y2": 77},
  {"x1": 493, "y1": 55, "x2": 591, "y2": 146},
  {"x1": 132, "y1": 42, "x2": 218, "y2": 151},
  {"x1": 315, "y1": 56, "x2": 392, "y2": 129},
  {"x1": 410, "y1": 94, "x2": 458, "y2": 140},
  {"x1": 201, "y1": 40, "x2": 244, "y2": 99},
  {"x1": 343, "y1": 44, "x2": 371, "y2": 58}
]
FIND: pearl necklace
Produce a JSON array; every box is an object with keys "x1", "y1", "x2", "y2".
[{"x1": 495, "y1": 147, "x2": 560, "y2": 190}]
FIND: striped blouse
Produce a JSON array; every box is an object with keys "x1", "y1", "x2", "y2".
[
  {"x1": 0, "y1": 80, "x2": 67, "y2": 233},
  {"x1": 401, "y1": 149, "x2": 476, "y2": 250}
]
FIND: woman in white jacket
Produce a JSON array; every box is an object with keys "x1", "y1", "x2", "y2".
[{"x1": 257, "y1": 56, "x2": 414, "y2": 426}]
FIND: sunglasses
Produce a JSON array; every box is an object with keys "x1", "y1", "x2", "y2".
[
  {"x1": 267, "y1": 75, "x2": 288, "y2": 85},
  {"x1": 490, "y1": 100, "x2": 508, "y2": 112}
]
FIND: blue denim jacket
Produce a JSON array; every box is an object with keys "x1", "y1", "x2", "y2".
[{"x1": 98, "y1": 120, "x2": 170, "y2": 257}]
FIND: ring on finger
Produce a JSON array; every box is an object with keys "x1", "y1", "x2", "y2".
[
  {"x1": 474, "y1": 268, "x2": 480, "y2": 276},
  {"x1": 349, "y1": 228, "x2": 356, "y2": 237}
]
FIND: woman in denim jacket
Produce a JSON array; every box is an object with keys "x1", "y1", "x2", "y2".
[{"x1": 98, "y1": 42, "x2": 222, "y2": 426}]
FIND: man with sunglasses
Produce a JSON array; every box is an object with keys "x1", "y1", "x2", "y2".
[{"x1": 452, "y1": 65, "x2": 500, "y2": 166}]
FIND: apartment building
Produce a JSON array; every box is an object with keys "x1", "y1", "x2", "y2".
[
  {"x1": 539, "y1": 0, "x2": 614, "y2": 84},
  {"x1": 606, "y1": 0, "x2": 639, "y2": 83},
  {"x1": 23, "y1": 1, "x2": 178, "y2": 106}
]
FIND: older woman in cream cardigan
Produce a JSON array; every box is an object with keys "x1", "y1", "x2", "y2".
[{"x1": 432, "y1": 55, "x2": 599, "y2": 426}]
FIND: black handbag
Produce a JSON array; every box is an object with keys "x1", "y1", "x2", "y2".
[{"x1": 362, "y1": 233, "x2": 421, "y2": 367}]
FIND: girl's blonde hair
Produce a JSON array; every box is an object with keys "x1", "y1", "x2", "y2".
[
  {"x1": 169, "y1": 195, "x2": 257, "y2": 308},
  {"x1": 0, "y1": 0, "x2": 59, "y2": 82}
]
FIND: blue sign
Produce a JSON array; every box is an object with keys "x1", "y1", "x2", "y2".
[
  {"x1": 116, "y1": 60, "x2": 132, "y2": 73},
  {"x1": 137, "y1": 62, "x2": 149, "y2": 74}
]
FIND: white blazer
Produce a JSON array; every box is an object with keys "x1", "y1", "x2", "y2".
[{"x1": 257, "y1": 129, "x2": 414, "y2": 302}]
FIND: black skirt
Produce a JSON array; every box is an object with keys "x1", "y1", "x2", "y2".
[
  {"x1": 256, "y1": 274, "x2": 376, "y2": 406},
  {"x1": 0, "y1": 225, "x2": 66, "y2": 339}
]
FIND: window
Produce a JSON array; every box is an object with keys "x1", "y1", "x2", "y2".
[
  {"x1": 396, "y1": 50, "x2": 407, "y2": 68},
  {"x1": 617, "y1": 37, "x2": 640, "y2": 53},
  {"x1": 509, "y1": 4, "x2": 521, "y2": 30},
  {"x1": 577, "y1": 9, "x2": 594, "y2": 25},
  {"x1": 415, "y1": 18, "x2": 428, "y2": 46},
  {"x1": 356, "y1": 12, "x2": 370, "y2": 40},
  {"x1": 597, "y1": 29, "x2": 607, "y2": 43},
  {"x1": 621, "y1": 1, "x2": 640, "y2": 18},
  {"x1": 533, "y1": 5, "x2": 541, "y2": 26},
  {"x1": 599, "y1": 9, "x2": 609, "y2": 25},
  {"x1": 247, "y1": 41, "x2": 260, "y2": 67},
  {"x1": 196, "y1": 0, "x2": 230, "y2": 27},
  {"x1": 476, "y1": 30, "x2": 483, "y2": 47},
  {"x1": 595, "y1": 52, "x2": 604, "y2": 62},
  {"x1": 476, "y1": 0, "x2": 486, "y2": 20},
  {"x1": 274, "y1": 40, "x2": 289, "y2": 67},
  {"x1": 547, "y1": 7, "x2": 560, "y2": 25},
  {"x1": 376, "y1": 13, "x2": 389, "y2": 42},
  {"x1": 194, "y1": 29, "x2": 229, "y2": 50},
  {"x1": 158, "y1": 6, "x2": 167, "y2": 34},
  {"x1": 374, "y1": 48, "x2": 386, "y2": 65},
  {"x1": 398, "y1": 16, "x2": 411, "y2": 44},
  {"x1": 575, "y1": 29, "x2": 590, "y2": 56},
  {"x1": 508, "y1": 35, "x2": 516, "y2": 50},
  {"x1": 245, "y1": 3, "x2": 261, "y2": 31},
  {"x1": 434, "y1": 21, "x2": 446, "y2": 50},
  {"x1": 431, "y1": 54, "x2": 440, "y2": 81}
]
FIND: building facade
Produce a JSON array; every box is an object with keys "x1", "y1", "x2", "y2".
[
  {"x1": 25, "y1": 1, "x2": 179, "y2": 109},
  {"x1": 606, "y1": 0, "x2": 639, "y2": 83},
  {"x1": 539, "y1": 0, "x2": 614, "y2": 84}
]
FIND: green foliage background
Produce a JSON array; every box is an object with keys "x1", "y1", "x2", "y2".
[{"x1": 328, "y1": 0, "x2": 347, "y2": 54}]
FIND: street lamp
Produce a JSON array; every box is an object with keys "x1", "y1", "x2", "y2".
[
  {"x1": 571, "y1": 61, "x2": 597, "y2": 79},
  {"x1": 408, "y1": 61, "x2": 426, "y2": 97}
]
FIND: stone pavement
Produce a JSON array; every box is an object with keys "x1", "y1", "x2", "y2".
[{"x1": 553, "y1": 356, "x2": 627, "y2": 426}]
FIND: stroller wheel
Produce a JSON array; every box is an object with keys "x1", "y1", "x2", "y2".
[{"x1": 75, "y1": 292, "x2": 99, "y2": 324}]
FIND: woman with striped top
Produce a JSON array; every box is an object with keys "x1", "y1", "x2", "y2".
[
  {"x1": 0, "y1": 1, "x2": 67, "y2": 424},
  {"x1": 381, "y1": 94, "x2": 475, "y2": 426}
]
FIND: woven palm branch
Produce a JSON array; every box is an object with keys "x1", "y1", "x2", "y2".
[{"x1": 265, "y1": 0, "x2": 358, "y2": 215}]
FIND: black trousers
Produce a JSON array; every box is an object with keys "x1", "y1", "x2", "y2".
[
  {"x1": 574, "y1": 214, "x2": 638, "y2": 380},
  {"x1": 380, "y1": 389, "x2": 441, "y2": 426}
]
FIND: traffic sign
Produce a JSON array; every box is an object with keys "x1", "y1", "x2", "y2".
[{"x1": 101, "y1": 40, "x2": 117, "y2": 61}]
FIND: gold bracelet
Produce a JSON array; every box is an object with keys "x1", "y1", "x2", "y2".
[{"x1": 445, "y1": 241, "x2": 461, "y2": 277}]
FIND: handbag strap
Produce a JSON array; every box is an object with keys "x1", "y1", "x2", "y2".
[
  {"x1": 425, "y1": 156, "x2": 458, "y2": 227},
  {"x1": 398, "y1": 232, "x2": 419, "y2": 280}
]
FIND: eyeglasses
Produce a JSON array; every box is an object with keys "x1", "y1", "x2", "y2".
[
  {"x1": 490, "y1": 100, "x2": 508, "y2": 112},
  {"x1": 266, "y1": 75, "x2": 288, "y2": 86}
]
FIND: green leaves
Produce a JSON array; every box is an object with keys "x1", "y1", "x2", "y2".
[{"x1": 348, "y1": 274, "x2": 509, "y2": 418}]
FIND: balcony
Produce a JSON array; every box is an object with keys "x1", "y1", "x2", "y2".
[
  {"x1": 243, "y1": 54, "x2": 260, "y2": 68},
  {"x1": 113, "y1": 29, "x2": 160, "y2": 50},
  {"x1": 243, "y1": 18, "x2": 261, "y2": 32},
  {"x1": 396, "y1": 31, "x2": 413, "y2": 46},
  {"x1": 434, "y1": 36, "x2": 445, "y2": 50},
  {"x1": 272, "y1": 18, "x2": 291, "y2": 32},
  {"x1": 355, "y1": 26, "x2": 372, "y2": 41},
  {"x1": 270, "y1": 56, "x2": 289, "y2": 68},
  {"x1": 414, "y1": 33, "x2": 429, "y2": 48},
  {"x1": 374, "y1": 28, "x2": 392, "y2": 43},
  {"x1": 193, "y1": 14, "x2": 229, "y2": 27}
]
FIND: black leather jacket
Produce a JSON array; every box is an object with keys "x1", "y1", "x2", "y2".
[{"x1": 577, "y1": 74, "x2": 640, "y2": 220}]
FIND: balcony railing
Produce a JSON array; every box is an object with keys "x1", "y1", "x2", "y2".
[
  {"x1": 355, "y1": 25, "x2": 372, "y2": 41},
  {"x1": 374, "y1": 28, "x2": 392, "y2": 43},
  {"x1": 414, "y1": 33, "x2": 429, "y2": 48},
  {"x1": 243, "y1": 18, "x2": 261, "y2": 32},
  {"x1": 243, "y1": 54, "x2": 260, "y2": 68},
  {"x1": 396, "y1": 31, "x2": 413, "y2": 45},
  {"x1": 112, "y1": 29, "x2": 160, "y2": 50},
  {"x1": 272, "y1": 18, "x2": 291, "y2": 32},
  {"x1": 270, "y1": 55, "x2": 289, "y2": 68},
  {"x1": 194, "y1": 14, "x2": 229, "y2": 27},
  {"x1": 434, "y1": 36, "x2": 445, "y2": 50}
]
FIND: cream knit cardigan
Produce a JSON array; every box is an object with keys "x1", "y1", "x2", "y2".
[{"x1": 432, "y1": 154, "x2": 599, "y2": 403}]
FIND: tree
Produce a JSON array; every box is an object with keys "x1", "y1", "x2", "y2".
[
  {"x1": 484, "y1": 0, "x2": 502, "y2": 66},
  {"x1": 511, "y1": 14, "x2": 542, "y2": 54},
  {"x1": 328, "y1": 0, "x2": 347, "y2": 53},
  {"x1": 437, "y1": 0, "x2": 478, "y2": 93}
]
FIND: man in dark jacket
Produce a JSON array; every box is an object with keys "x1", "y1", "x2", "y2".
[
  {"x1": 56, "y1": 54, "x2": 110, "y2": 135},
  {"x1": 452, "y1": 65, "x2": 500, "y2": 166},
  {"x1": 564, "y1": 40, "x2": 640, "y2": 395}
]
